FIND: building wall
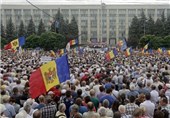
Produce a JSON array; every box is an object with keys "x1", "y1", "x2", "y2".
[{"x1": 1, "y1": 4, "x2": 170, "y2": 44}]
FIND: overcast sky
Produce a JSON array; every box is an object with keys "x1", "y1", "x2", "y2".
[{"x1": 1, "y1": 0, "x2": 170, "y2": 5}]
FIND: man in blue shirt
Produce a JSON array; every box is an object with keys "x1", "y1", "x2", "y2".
[{"x1": 100, "y1": 88, "x2": 117, "y2": 108}]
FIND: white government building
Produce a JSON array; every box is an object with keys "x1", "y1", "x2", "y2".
[{"x1": 1, "y1": 0, "x2": 170, "y2": 44}]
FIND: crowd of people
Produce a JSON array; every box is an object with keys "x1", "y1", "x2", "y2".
[{"x1": 0, "y1": 48, "x2": 170, "y2": 118}]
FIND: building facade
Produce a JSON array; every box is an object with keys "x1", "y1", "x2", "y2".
[{"x1": 1, "y1": 3, "x2": 170, "y2": 44}]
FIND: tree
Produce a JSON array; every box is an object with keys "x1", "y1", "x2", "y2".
[
  {"x1": 145, "y1": 15, "x2": 155, "y2": 35},
  {"x1": 40, "y1": 32, "x2": 67, "y2": 50},
  {"x1": 27, "y1": 17, "x2": 36, "y2": 37},
  {"x1": 6, "y1": 17, "x2": 16, "y2": 41},
  {"x1": 37, "y1": 19, "x2": 46, "y2": 36},
  {"x1": 139, "y1": 9, "x2": 147, "y2": 38},
  {"x1": 51, "y1": 9, "x2": 62, "y2": 33},
  {"x1": 68, "y1": 16, "x2": 78, "y2": 40},
  {"x1": 154, "y1": 18, "x2": 163, "y2": 37},
  {"x1": 1, "y1": 23, "x2": 6, "y2": 38},
  {"x1": 25, "y1": 34, "x2": 40, "y2": 48},
  {"x1": 160, "y1": 11, "x2": 166, "y2": 37},
  {"x1": 165, "y1": 15, "x2": 170, "y2": 36},
  {"x1": 128, "y1": 16, "x2": 140, "y2": 48},
  {"x1": 18, "y1": 20, "x2": 26, "y2": 37},
  {"x1": 161, "y1": 35, "x2": 170, "y2": 48}
]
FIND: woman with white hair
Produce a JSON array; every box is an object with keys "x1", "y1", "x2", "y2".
[
  {"x1": 118, "y1": 105, "x2": 131, "y2": 118},
  {"x1": 98, "y1": 107, "x2": 110, "y2": 118},
  {"x1": 55, "y1": 103, "x2": 66, "y2": 118}
]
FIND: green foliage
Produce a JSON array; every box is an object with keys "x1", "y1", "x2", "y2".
[
  {"x1": 139, "y1": 10, "x2": 147, "y2": 38},
  {"x1": 18, "y1": 20, "x2": 26, "y2": 37},
  {"x1": 40, "y1": 32, "x2": 67, "y2": 50},
  {"x1": 1, "y1": 38, "x2": 8, "y2": 49},
  {"x1": 68, "y1": 16, "x2": 78, "y2": 40},
  {"x1": 145, "y1": 15, "x2": 155, "y2": 35},
  {"x1": 1, "y1": 23, "x2": 6, "y2": 38},
  {"x1": 128, "y1": 16, "x2": 140, "y2": 47},
  {"x1": 25, "y1": 34, "x2": 40, "y2": 48},
  {"x1": 161, "y1": 35, "x2": 170, "y2": 48},
  {"x1": 37, "y1": 19, "x2": 46, "y2": 36},
  {"x1": 6, "y1": 17, "x2": 17, "y2": 41},
  {"x1": 27, "y1": 17, "x2": 36, "y2": 37},
  {"x1": 24, "y1": 32, "x2": 67, "y2": 50},
  {"x1": 154, "y1": 18, "x2": 163, "y2": 37},
  {"x1": 165, "y1": 16, "x2": 170, "y2": 36},
  {"x1": 139, "y1": 35, "x2": 170, "y2": 49}
]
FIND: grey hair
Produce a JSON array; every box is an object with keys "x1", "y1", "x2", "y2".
[
  {"x1": 118, "y1": 105, "x2": 126, "y2": 113},
  {"x1": 71, "y1": 104, "x2": 79, "y2": 112},
  {"x1": 58, "y1": 103, "x2": 66, "y2": 112},
  {"x1": 98, "y1": 107, "x2": 106, "y2": 116},
  {"x1": 24, "y1": 103, "x2": 31, "y2": 113},
  {"x1": 102, "y1": 99, "x2": 109, "y2": 108}
]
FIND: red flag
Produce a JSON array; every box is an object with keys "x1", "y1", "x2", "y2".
[{"x1": 4, "y1": 43, "x2": 12, "y2": 50}]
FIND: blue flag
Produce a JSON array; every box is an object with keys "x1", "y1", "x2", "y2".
[
  {"x1": 121, "y1": 38, "x2": 127, "y2": 51},
  {"x1": 56, "y1": 54, "x2": 70, "y2": 83}
]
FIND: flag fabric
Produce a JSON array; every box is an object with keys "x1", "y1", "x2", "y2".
[
  {"x1": 157, "y1": 48, "x2": 163, "y2": 54},
  {"x1": 50, "y1": 50, "x2": 56, "y2": 57},
  {"x1": 58, "y1": 49, "x2": 66, "y2": 55},
  {"x1": 106, "y1": 50, "x2": 115, "y2": 60},
  {"x1": 69, "y1": 39, "x2": 78, "y2": 46},
  {"x1": 142, "y1": 43, "x2": 149, "y2": 54},
  {"x1": 4, "y1": 37, "x2": 25, "y2": 50},
  {"x1": 73, "y1": 47, "x2": 79, "y2": 54},
  {"x1": 113, "y1": 48, "x2": 118, "y2": 56},
  {"x1": 167, "y1": 50, "x2": 170, "y2": 55},
  {"x1": 66, "y1": 42, "x2": 70, "y2": 52},
  {"x1": 148, "y1": 49, "x2": 153, "y2": 54},
  {"x1": 120, "y1": 38, "x2": 127, "y2": 51},
  {"x1": 144, "y1": 43, "x2": 148, "y2": 50},
  {"x1": 29, "y1": 54, "x2": 70, "y2": 98},
  {"x1": 125, "y1": 47, "x2": 132, "y2": 57},
  {"x1": 117, "y1": 40, "x2": 123, "y2": 47}
]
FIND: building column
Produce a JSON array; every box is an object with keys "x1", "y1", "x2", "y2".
[
  {"x1": 165, "y1": 9, "x2": 167, "y2": 18},
  {"x1": 125, "y1": 9, "x2": 129, "y2": 40},
  {"x1": 155, "y1": 9, "x2": 157, "y2": 21},
  {"x1": 106, "y1": 9, "x2": 109, "y2": 45},
  {"x1": 116, "y1": 9, "x2": 119, "y2": 43},
  {"x1": 87, "y1": 9, "x2": 90, "y2": 42},
  {"x1": 69, "y1": 9, "x2": 71, "y2": 23},
  {"x1": 97, "y1": 9, "x2": 100, "y2": 43},
  {"x1": 78, "y1": 9, "x2": 81, "y2": 44}
]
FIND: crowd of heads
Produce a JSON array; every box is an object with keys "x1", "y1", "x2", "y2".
[{"x1": 0, "y1": 48, "x2": 170, "y2": 118}]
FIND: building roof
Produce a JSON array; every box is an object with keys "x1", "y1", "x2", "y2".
[{"x1": 1, "y1": 0, "x2": 170, "y2": 5}]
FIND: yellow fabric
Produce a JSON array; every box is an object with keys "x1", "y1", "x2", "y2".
[
  {"x1": 40, "y1": 61, "x2": 60, "y2": 91},
  {"x1": 11, "y1": 39, "x2": 19, "y2": 49}
]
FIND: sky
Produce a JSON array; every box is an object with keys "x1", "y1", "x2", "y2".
[{"x1": 1, "y1": 0, "x2": 170, "y2": 5}]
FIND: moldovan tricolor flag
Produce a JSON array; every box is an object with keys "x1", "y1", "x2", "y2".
[
  {"x1": 69, "y1": 39, "x2": 78, "y2": 46},
  {"x1": 4, "y1": 37, "x2": 25, "y2": 50},
  {"x1": 29, "y1": 54, "x2": 70, "y2": 99},
  {"x1": 106, "y1": 50, "x2": 115, "y2": 60},
  {"x1": 125, "y1": 47, "x2": 132, "y2": 57}
]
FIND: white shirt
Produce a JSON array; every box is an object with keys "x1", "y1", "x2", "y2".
[
  {"x1": 140, "y1": 100, "x2": 155, "y2": 118},
  {"x1": 150, "y1": 90, "x2": 159, "y2": 105}
]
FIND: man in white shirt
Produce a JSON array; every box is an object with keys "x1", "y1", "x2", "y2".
[
  {"x1": 140, "y1": 93, "x2": 155, "y2": 118},
  {"x1": 150, "y1": 85, "x2": 159, "y2": 105}
]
